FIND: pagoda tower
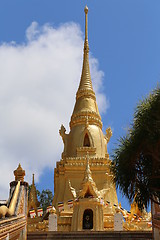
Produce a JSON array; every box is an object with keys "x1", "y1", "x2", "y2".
[
  {"x1": 28, "y1": 174, "x2": 40, "y2": 216},
  {"x1": 53, "y1": 6, "x2": 118, "y2": 231}
]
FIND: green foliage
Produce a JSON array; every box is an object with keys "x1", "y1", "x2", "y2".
[
  {"x1": 111, "y1": 86, "x2": 160, "y2": 209},
  {"x1": 38, "y1": 189, "x2": 53, "y2": 211}
]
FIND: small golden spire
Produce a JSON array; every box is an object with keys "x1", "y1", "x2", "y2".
[
  {"x1": 83, "y1": 153, "x2": 92, "y2": 182},
  {"x1": 14, "y1": 163, "x2": 25, "y2": 182},
  {"x1": 79, "y1": 153, "x2": 99, "y2": 198},
  {"x1": 28, "y1": 173, "x2": 40, "y2": 214}
]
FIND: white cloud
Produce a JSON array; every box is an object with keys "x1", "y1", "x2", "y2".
[{"x1": 0, "y1": 22, "x2": 108, "y2": 199}]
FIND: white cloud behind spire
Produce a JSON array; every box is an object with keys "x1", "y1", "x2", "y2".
[{"x1": 0, "y1": 22, "x2": 108, "y2": 199}]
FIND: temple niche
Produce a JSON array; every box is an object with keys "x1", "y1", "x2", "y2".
[{"x1": 52, "y1": 6, "x2": 118, "y2": 231}]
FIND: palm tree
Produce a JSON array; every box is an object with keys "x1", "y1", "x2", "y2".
[{"x1": 111, "y1": 86, "x2": 160, "y2": 210}]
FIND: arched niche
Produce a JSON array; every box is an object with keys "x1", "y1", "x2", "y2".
[
  {"x1": 83, "y1": 209, "x2": 93, "y2": 230},
  {"x1": 83, "y1": 133, "x2": 90, "y2": 147},
  {"x1": 81, "y1": 129, "x2": 94, "y2": 148}
]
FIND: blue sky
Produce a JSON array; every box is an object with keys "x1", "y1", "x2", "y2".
[{"x1": 0, "y1": 0, "x2": 159, "y2": 211}]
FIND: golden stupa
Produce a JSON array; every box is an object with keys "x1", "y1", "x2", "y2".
[{"x1": 52, "y1": 6, "x2": 118, "y2": 231}]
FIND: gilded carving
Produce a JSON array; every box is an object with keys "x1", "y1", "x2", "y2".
[
  {"x1": 68, "y1": 180, "x2": 76, "y2": 199},
  {"x1": 17, "y1": 187, "x2": 24, "y2": 215},
  {"x1": 59, "y1": 124, "x2": 68, "y2": 157},
  {"x1": 105, "y1": 127, "x2": 112, "y2": 143}
]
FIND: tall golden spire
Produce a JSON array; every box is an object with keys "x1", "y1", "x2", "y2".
[
  {"x1": 77, "y1": 5, "x2": 93, "y2": 94},
  {"x1": 70, "y1": 6, "x2": 102, "y2": 129}
]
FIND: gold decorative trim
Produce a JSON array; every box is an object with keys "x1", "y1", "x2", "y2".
[{"x1": 76, "y1": 89, "x2": 96, "y2": 100}]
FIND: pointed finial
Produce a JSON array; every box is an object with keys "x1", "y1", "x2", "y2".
[
  {"x1": 32, "y1": 173, "x2": 35, "y2": 185},
  {"x1": 84, "y1": 5, "x2": 88, "y2": 14},
  {"x1": 14, "y1": 163, "x2": 25, "y2": 182},
  {"x1": 18, "y1": 163, "x2": 22, "y2": 169},
  {"x1": 84, "y1": 6, "x2": 88, "y2": 43}
]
